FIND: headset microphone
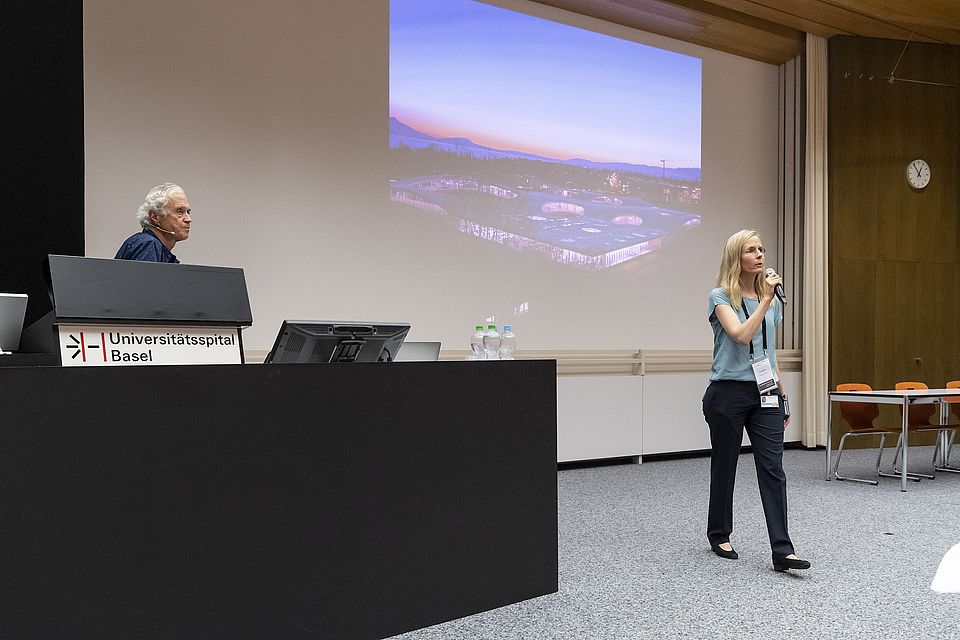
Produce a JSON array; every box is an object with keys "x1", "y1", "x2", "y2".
[
  {"x1": 765, "y1": 267, "x2": 787, "y2": 305},
  {"x1": 150, "y1": 221, "x2": 176, "y2": 236}
]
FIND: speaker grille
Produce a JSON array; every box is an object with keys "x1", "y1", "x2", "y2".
[{"x1": 279, "y1": 332, "x2": 306, "y2": 363}]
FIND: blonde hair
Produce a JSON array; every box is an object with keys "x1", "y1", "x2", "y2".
[{"x1": 716, "y1": 229, "x2": 771, "y2": 310}]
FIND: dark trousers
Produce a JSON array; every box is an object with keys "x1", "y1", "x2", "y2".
[{"x1": 702, "y1": 380, "x2": 795, "y2": 561}]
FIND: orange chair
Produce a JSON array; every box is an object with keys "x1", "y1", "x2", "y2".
[
  {"x1": 833, "y1": 383, "x2": 888, "y2": 484},
  {"x1": 887, "y1": 382, "x2": 939, "y2": 479}
]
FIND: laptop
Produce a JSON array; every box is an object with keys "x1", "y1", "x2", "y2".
[
  {"x1": 0, "y1": 293, "x2": 28, "y2": 353},
  {"x1": 394, "y1": 341, "x2": 442, "y2": 362}
]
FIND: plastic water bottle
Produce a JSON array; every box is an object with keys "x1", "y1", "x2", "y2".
[
  {"x1": 470, "y1": 325, "x2": 485, "y2": 359},
  {"x1": 498, "y1": 325, "x2": 516, "y2": 360},
  {"x1": 482, "y1": 325, "x2": 501, "y2": 360}
]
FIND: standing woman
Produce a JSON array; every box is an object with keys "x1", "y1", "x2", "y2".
[{"x1": 702, "y1": 229, "x2": 809, "y2": 572}]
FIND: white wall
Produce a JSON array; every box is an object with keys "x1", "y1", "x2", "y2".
[
  {"x1": 558, "y1": 371, "x2": 803, "y2": 462},
  {"x1": 84, "y1": 0, "x2": 392, "y2": 350},
  {"x1": 557, "y1": 375, "x2": 643, "y2": 462}
]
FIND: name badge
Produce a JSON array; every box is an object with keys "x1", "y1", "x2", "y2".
[
  {"x1": 750, "y1": 355, "x2": 778, "y2": 394},
  {"x1": 760, "y1": 395, "x2": 780, "y2": 409}
]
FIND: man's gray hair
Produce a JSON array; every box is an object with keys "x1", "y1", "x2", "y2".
[{"x1": 137, "y1": 183, "x2": 184, "y2": 229}]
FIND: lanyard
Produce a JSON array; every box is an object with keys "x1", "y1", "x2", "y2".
[{"x1": 740, "y1": 299, "x2": 767, "y2": 358}]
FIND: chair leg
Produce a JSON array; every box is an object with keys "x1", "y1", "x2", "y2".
[
  {"x1": 934, "y1": 429, "x2": 960, "y2": 473},
  {"x1": 892, "y1": 436, "x2": 933, "y2": 479},
  {"x1": 834, "y1": 432, "x2": 880, "y2": 485},
  {"x1": 874, "y1": 432, "x2": 887, "y2": 476},
  {"x1": 880, "y1": 436, "x2": 927, "y2": 481}
]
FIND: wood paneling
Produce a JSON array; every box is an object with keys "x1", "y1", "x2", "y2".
[
  {"x1": 534, "y1": 0, "x2": 805, "y2": 63},
  {"x1": 707, "y1": 0, "x2": 960, "y2": 42},
  {"x1": 536, "y1": 0, "x2": 960, "y2": 64},
  {"x1": 873, "y1": 261, "x2": 922, "y2": 385},
  {"x1": 829, "y1": 36, "x2": 960, "y2": 440},
  {"x1": 830, "y1": 258, "x2": 876, "y2": 384}
]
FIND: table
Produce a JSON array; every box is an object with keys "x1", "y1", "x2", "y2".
[{"x1": 827, "y1": 388, "x2": 960, "y2": 492}]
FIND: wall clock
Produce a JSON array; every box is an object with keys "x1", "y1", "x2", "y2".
[{"x1": 906, "y1": 159, "x2": 931, "y2": 190}]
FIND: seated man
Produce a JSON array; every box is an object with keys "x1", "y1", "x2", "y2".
[{"x1": 115, "y1": 183, "x2": 192, "y2": 263}]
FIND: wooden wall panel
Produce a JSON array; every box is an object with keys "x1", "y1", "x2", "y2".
[
  {"x1": 916, "y1": 262, "x2": 960, "y2": 384},
  {"x1": 829, "y1": 36, "x2": 960, "y2": 443},
  {"x1": 830, "y1": 258, "x2": 876, "y2": 382},
  {"x1": 873, "y1": 261, "x2": 922, "y2": 386}
]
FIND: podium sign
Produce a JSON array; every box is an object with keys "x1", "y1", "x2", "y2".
[{"x1": 58, "y1": 325, "x2": 242, "y2": 366}]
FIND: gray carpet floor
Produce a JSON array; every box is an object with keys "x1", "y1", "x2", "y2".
[{"x1": 394, "y1": 447, "x2": 960, "y2": 640}]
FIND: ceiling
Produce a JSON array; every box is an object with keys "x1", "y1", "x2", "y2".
[{"x1": 533, "y1": 0, "x2": 960, "y2": 64}]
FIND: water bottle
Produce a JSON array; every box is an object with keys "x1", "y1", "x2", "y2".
[
  {"x1": 482, "y1": 325, "x2": 501, "y2": 360},
  {"x1": 498, "y1": 325, "x2": 516, "y2": 360},
  {"x1": 470, "y1": 325, "x2": 485, "y2": 359}
]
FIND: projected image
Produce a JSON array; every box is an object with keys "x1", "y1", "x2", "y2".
[{"x1": 389, "y1": 0, "x2": 702, "y2": 271}]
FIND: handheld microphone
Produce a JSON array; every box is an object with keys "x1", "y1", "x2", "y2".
[
  {"x1": 765, "y1": 267, "x2": 787, "y2": 305},
  {"x1": 149, "y1": 221, "x2": 176, "y2": 236}
]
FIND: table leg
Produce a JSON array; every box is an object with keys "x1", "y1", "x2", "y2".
[
  {"x1": 939, "y1": 402, "x2": 949, "y2": 468},
  {"x1": 901, "y1": 397, "x2": 909, "y2": 492},
  {"x1": 826, "y1": 393, "x2": 832, "y2": 481}
]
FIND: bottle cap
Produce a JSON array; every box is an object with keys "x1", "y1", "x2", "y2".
[
  {"x1": 475, "y1": 325, "x2": 483, "y2": 330},
  {"x1": 487, "y1": 325, "x2": 496, "y2": 330},
  {"x1": 504, "y1": 325, "x2": 512, "y2": 331}
]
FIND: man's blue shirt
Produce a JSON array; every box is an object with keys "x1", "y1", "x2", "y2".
[{"x1": 114, "y1": 230, "x2": 179, "y2": 263}]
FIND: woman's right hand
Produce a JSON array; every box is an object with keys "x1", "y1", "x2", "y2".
[{"x1": 763, "y1": 271, "x2": 782, "y2": 301}]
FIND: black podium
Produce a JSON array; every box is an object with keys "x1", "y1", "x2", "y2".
[
  {"x1": 21, "y1": 255, "x2": 252, "y2": 366},
  {"x1": 0, "y1": 359, "x2": 558, "y2": 638}
]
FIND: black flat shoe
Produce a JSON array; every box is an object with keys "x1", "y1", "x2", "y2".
[
  {"x1": 773, "y1": 557, "x2": 810, "y2": 572},
  {"x1": 710, "y1": 542, "x2": 738, "y2": 559}
]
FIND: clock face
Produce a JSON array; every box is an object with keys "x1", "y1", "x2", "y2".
[{"x1": 906, "y1": 159, "x2": 931, "y2": 189}]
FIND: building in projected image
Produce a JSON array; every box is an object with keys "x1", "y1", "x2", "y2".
[
  {"x1": 390, "y1": 0, "x2": 702, "y2": 271},
  {"x1": 390, "y1": 175, "x2": 700, "y2": 271}
]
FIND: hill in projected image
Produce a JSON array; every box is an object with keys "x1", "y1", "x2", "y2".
[{"x1": 390, "y1": 0, "x2": 702, "y2": 271}]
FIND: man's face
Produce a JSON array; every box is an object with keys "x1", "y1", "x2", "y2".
[{"x1": 153, "y1": 191, "x2": 191, "y2": 243}]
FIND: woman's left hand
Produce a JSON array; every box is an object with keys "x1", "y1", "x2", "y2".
[{"x1": 777, "y1": 371, "x2": 788, "y2": 430}]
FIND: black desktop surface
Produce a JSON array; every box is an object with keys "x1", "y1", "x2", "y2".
[{"x1": 0, "y1": 353, "x2": 59, "y2": 367}]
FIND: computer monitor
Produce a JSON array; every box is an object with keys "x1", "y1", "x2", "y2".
[
  {"x1": 0, "y1": 293, "x2": 28, "y2": 353},
  {"x1": 395, "y1": 341, "x2": 442, "y2": 362},
  {"x1": 263, "y1": 320, "x2": 410, "y2": 364}
]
